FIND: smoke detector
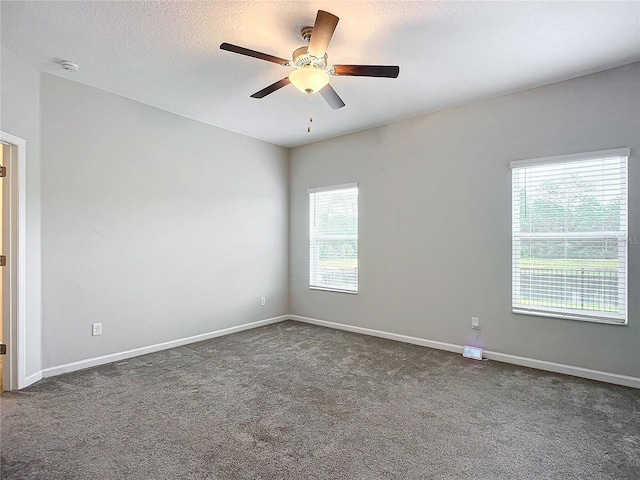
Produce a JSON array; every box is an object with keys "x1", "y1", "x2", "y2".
[{"x1": 61, "y1": 60, "x2": 79, "y2": 72}]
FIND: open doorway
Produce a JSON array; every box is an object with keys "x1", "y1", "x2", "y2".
[
  {"x1": 0, "y1": 131, "x2": 27, "y2": 391},
  {"x1": 1, "y1": 142, "x2": 5, "y2": 391}
]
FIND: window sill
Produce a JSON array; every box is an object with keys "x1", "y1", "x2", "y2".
[
  {"x1": 512, "y1": 308, "x2": 627, "y2": 325},
  {"x1": 310, "y1": 286, "x2": 358, "y2": 295}
]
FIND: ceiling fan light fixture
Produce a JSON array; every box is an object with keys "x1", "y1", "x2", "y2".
[
  {"x1": 220, "y1": 9, "x2": 399, "y2": 109},
  {"x1": 289, "y1": 67, "x2": 330, "y2": 94}
]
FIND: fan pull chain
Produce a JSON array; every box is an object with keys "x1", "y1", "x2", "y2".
[{"x1": 307, "y1": 93, "x2": 313, "y2": 133}]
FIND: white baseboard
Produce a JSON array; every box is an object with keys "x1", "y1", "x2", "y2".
[
  {"x1": 42, "y1": 315, "x2": 289, "y2": 378},
  {"x1": 289, "y1": 315, "x2": 464, "y2": 354},
  {"x1": 23, "y1": 371, "x2": 43, "y2": 388},
  {"x1": 289, "y1": 315, "x2": 640, "y2": 389},
  {"x1": 33, "y1": 313, "x2": 640, "y2": 390},
  {"x1": 482, "y1": 350, "x2": 640, "y2": 389}
]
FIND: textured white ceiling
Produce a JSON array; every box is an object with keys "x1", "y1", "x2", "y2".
[{"x1": 2, "y1": 1, "x2": 639, "y2": 148}]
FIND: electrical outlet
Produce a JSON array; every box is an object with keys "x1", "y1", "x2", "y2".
[
  {"x1": 260, "y1": 296, "x2": 266, "y2": 306},
  {"x1": 92, "y1": 323, "x2": 102, "y2": 336},
  {"x1": 471, "y1": 317, "x2": 480, "y2": 330}
]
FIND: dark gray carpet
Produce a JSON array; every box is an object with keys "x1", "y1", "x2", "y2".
[{"x1": 1, "y1": 320, "x2": 639, "y2": 479}]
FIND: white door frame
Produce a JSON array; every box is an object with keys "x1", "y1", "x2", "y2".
[{"x1": 1, "y1": 131, "x2": 27, "y2": 391}]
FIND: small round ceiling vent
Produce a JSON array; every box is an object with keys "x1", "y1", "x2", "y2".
[{"x1": 61, "y1": 60, "x2": 79, "y2": 72}]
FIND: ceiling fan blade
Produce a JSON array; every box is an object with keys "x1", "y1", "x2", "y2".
[
  {"x1": 319, "y1": 84, "x2": 345, "y2": 110},
  {"x1": 250, "y1": 77, "x2": 291, "y2": 98},
  {"x1": 307, "y1": 10, "x2": 339, "y2": 58},
  {"x1": 220, "y1": 43, "x2": 289, "y2": 66},
  {"x1": 332, "y1": 65, "x2": 400, "y2": 78}
]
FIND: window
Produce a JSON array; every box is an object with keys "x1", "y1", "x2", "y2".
[
  {"x1": 511, "y1": 148, "x2": 629, "y2": 324},
  {"x1": 309, "y1": 184, "x2": 358, "y2": 293}
]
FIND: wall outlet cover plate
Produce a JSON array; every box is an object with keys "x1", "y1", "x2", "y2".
[{"x1": 463, "y1": 345, "x2": 483, "y2": 360}]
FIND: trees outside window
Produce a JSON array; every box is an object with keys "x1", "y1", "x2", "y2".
[{"x1": 512, "y1": 150, "x2": 628, "y2": 323}]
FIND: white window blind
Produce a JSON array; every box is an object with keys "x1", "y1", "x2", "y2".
[
  {"x1": 511, "y1": 148, "x2": 629, "y2": 324},
  {"x1": 309, "y1": 184, "x2": 358, "y2": 293}
]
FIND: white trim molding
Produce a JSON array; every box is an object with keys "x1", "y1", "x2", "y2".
[
  {"x1": 42, "y1": 316, "x2": 289, "y2": 378},
  {"x1": 290, "y1": 315, "x2": 463, "y2": 354},
  {"x1": 307, "y1": 182, "x2": 358, "y2": 194},
  {"x1": 25, "y1": 371, "x2": 43, "y2": 386},
  {"x1": 289, "y1": 315, "x2": 640, "y2": 389},
  {"x1": 482, "y1": 350, "x2": 640, "y2": 389},
  {"x1": 0, "y1": 131, "x2": 28, "y2": 390},
  {"x1": 510, "y1": 147, "x2": 630, "y2": 168},
  {"x1": 28, "y1": 313, "x2": 640, "y2": 390}
]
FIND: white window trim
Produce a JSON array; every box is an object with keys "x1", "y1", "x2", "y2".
[
  {"x1": 511, "y1": 148, "x2": 630, "y2": 325},
  {"x1": 309, "y1": 286, "x2": 359, "y2": 295},
  {"x1": 307, "y1": 183, "x2": 358, "y2": 194},
  {"x1": 308, "y1": 183, "x2": 359, "y2": 294},
  {"x1": 510, "y1": 147, "x2": 630, "y2": 168}
]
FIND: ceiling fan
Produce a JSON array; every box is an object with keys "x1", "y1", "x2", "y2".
[{"x1": 220, "y1": 10, "x2": 399, "y2": 110}]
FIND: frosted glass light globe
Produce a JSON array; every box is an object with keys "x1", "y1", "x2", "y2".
[{"x1": 289, "y1": 67, "x2": 330, "y2": 93}]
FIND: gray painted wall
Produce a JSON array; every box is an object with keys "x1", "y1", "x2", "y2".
[
  {"x1": 40, "y1": 74, "x2": 290, "y2": 368},
  {"x1": 290, "y1": 62, "x2": 640, "y2": 378},
  {"x1": 0, "y1": 46, "x2": 43, "y2": 379},
  {"x1": 2, "y1": 47, "x2": 638, "y2": 381}
]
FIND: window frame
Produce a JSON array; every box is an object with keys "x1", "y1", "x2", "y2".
[
  {"x1": 308, "y1": 183, "x2": 359, "y2": 294},
  {"x1": 511, "y1": 148, "x2": 630, "y2": 325}
]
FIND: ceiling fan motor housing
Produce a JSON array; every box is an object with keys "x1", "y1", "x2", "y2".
[
  {"x1": 292, "y1": 46, "x2": 328, "y2": 70},
  {"x1": 300, "y1": 26, "x2": 314, "y2": 43}
]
